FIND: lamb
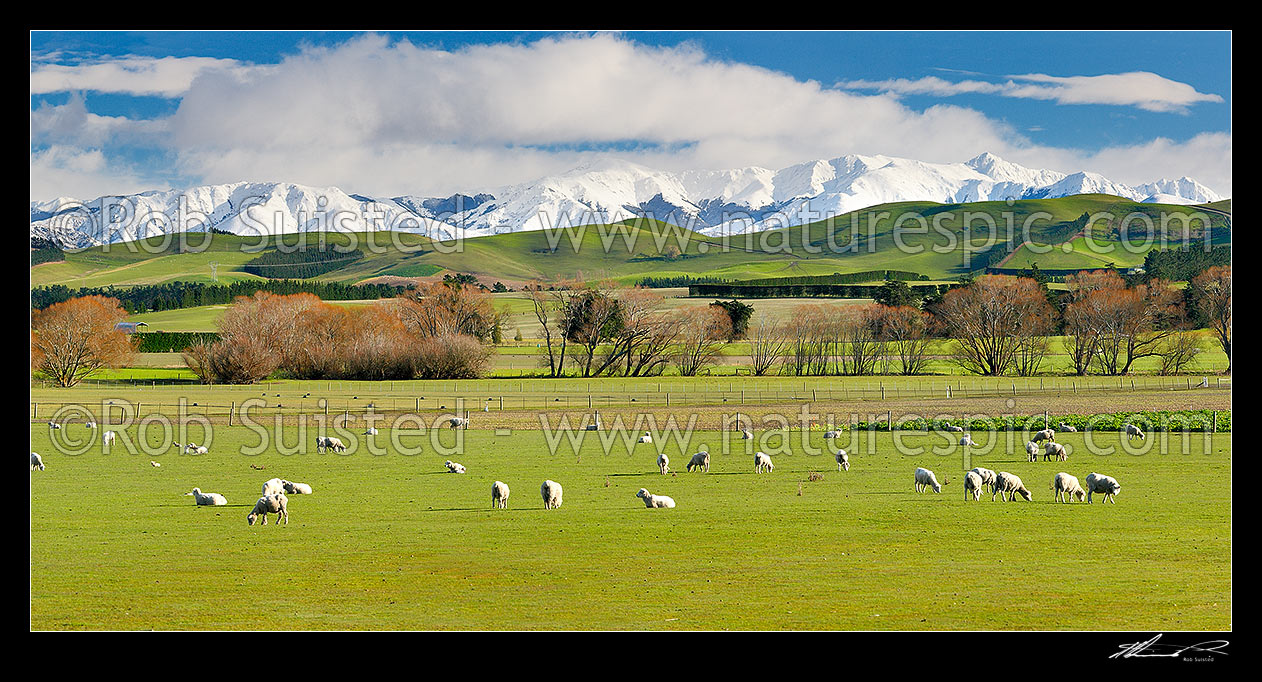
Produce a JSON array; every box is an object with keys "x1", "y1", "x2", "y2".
[
  {"x1": 449, "y1": 416, "x2": 469, "y2": 429},
  {"x1": 282, "y1": 480, "x2": 313, "y2": 495},
  {"x1": 1051, "y1": 472, "x2": 1086, "y2": 503},
  {"x1": 963, "y1": 471, "x2": 984, "y2": 501},
  {"x1": 86, "y1": 421, "x2": 96, "y2": 428},
  {"x1": 638, "y1": 431, "x2": 653, "y2": 444},
  {"x1": 103, "y1": 431, "x2": 117, "y2": 447},
  {"x1": 823, "y1": 429, "x2": 843, "y2": 439},
  {"x1": 186, "y1": 488, "x2": 227, "y2": 506},
  {"x1": 262, "y1": 477, "x2": 286, "y2": 496},
  {"x1": 1025, "y1": 441, "x2": 1040, "y2": 462},
  {"x1": 991, "y1": 472, "x2": 1032, "y2": 502},
  {"x1": 364, "y1": 427, "x2": 379, "y2": 435},
  {"x1": 150, "y1": 461, "x2": 161, "y2": 467},
  {"x1": 31, "y1": 452, "x2": 45, "y2": 471},
  {"x1": 316, "y1": 436, "x2": 346, "y2": 453},
  {"x1": 1058, "y1": 422, "x2": 1078, "y2": 433},
  {"x1": 754, "y1": 451, "x2": 774, "y2": 473},
  {"x1": 1085, "y1": 473, "x2": 1121, "y2": 504},
  {"x1": 541, "y1": 480, "x2": 563, "y2": 509},
  {"x1": 656, "y1": 453, "x2": 670, "y2": 475},
  {"x1": 943, "y1": 421, "x2": 964, "y2": 433},
  {"x1": 444, "y1": 460, "x2": 467, "y2": 474},
  {"x1": 176, "y1": 441, "x2": 207, "y2": 455},
  {"x1": 1032, "y1": 428, "x2": 1056, "y2": 444},
  {"x1": 636, "y1": 488, "x2": 676, "y2": 509},
  {"x1": 247, "y1": 493, "x2": 289, "y2": 526},
  {"x1": 913, "y1": 467, "x2": 947, "y2": 493},
  {"x1": 959, "y1": 435, "x2": 977, "y2": 447},
  {"x1": 1044, "y1": 441, "x2": 1068, "y2": 462},
  {"x1": 740, "y1": 430, "x2": 753, "y2": 440},
  {"x1": 47, "y1": 422, "x2": 60, "y2": 430},
  {"x1": 835, "y1": 449, "x2": 849, "y2": 472},
  {"x1": 491, "y1": 481, "x2": 510, "y2": 509},
  {"x1": 687, "y1": 451, "x2": 710, "y2": 473},
  {"x1": 1124, "y1": 424, "x2": 1145, "y2": 441},
  {"x1": 969, "y1": 467, "x2": 997, "y2": 493}
]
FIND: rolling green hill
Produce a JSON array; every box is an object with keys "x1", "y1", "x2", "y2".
[{"x1": 30, "y1": 195, "x2": 1229, "y2": 289}]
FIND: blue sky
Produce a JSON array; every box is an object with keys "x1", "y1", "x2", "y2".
[{"x1": 30, "y1": 31, "x2": 1232, "y2": 201}]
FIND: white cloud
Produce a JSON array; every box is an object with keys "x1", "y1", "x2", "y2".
[
  {"x1": 839, "y1": 71, "x2": 1224, "y2": 113},
  {"x1": 30, "y1": 146, "x2": 159, "y2": 200},
  {"x1": 30, "y1": 54, "x2": 251, "y2": 97}
]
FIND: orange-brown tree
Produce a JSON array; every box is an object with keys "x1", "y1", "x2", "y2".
[{"x1": 31, "y1": 295, "x2": 135, "y2": 387}]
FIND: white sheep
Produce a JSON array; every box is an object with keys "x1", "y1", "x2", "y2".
[
  {"x1": 964, "y1": 471, "x2": 984, "y2": 501},
  {"x1": 1044, "y1": 441, "x2": 1068, "y2": 462},
  {"x1": 1025, "y1": 441, "x2": 1040, "y2": 462},
  {"x1": 150, "y1": 461, "x2": 161, "y2": 467},
  {"x1": 262, "y1": 477, "x2": 286, "y2": 496},
  {"x1": 449, "y1": 416, "x2": 469, "y2": 429},
  {"x1": 1058, "y1": 422, "x2": 1078, "y2": 433},
  {"x1": 247, "y1": 493, "x2": 289, "y2": 526},
  {"x1": 103, "y1": 431, "x2": 117, "y2": 448},
  {"x1": 86, "y1": 421, "x2": 96, "y2": 428},
  {"x1": 186, "y1": 488, "x2": 227, "y2": 506},
  {"x1": 914, "y1": 467, "x2": 947, "y2": 493},
  {"x1": 991, "y1": 472, "x2": 1032, "y2": 502},
  {"x1": 754, "y1": 451, "x2": 774, "y2": 474},
  {"x1": 282, "y1": 480, "x2": 312, "y2": 495},
  {"x1": 445, "y1": 460, "x2": 467, "y2": 474},
  {"x1": 364, "y1": 427, "x2": 379, "y2": 435},
  {"x1": 1051, "y1": 472, "x2": 1086, "y2": 503},
  {"x1": 638, "y1": 431, "x2": 653, "y2": 444},
  {"x1": 740, "y1": 429, "x2": 753, "y2": 440},
  {"x1": 31, "y1": 452, "x2": 45, "y2": 471},
  {"x1": 491, "y1": 481, "x2": 510, "y2": 509},
  {"x1": 316, "y1": 436, "x2": 346, "y2": 453},
  {"x1": 656, "y1": 453, "x2": 670, "y2": 475},
  {"x1": 541, "y1": 480, "x2": 563, "y2": 509},
  {"x1": 47, "y1": 422, "x2": 60, "y2": 430},
  {"x1": 1124, "y1": 424, "x2": 1145, "y2": 441},
  {"x1": 835, "y1": 449, "x2": 849, "y2": 472},
  {"x1": 1085, "y1": 473, "x2": 1121, "y2": 504},
  {"x1": 636, "y1": 488, "x2": 676, "y2": 509},
  {"x1": 959, "y1": 435, "x2": 977, "y2": 447},
  {"x1": 176, "y1": 441, "x2": 207, "y2": 455},
  {"x1": 1032, "y1": 428, "x2": 1056, "y2": 444},
  {"x1": 823, "y1": 429, "x2": 843, "y2": 439},
  {"x1": 943, "y1": 421, "x2": 964, "y2": 433},
  {"x1": 686, "y1": 451, "x2": 710, "y2": 473},
  {"x1": 969, "y1": 467, "x2": 997, "y2": 493}
]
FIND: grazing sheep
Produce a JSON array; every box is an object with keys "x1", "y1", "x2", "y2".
[
  {"x1": 740, "y1": 430, "x2": 753, "y2": 440},
  {"x1": 913, "y1": 467, "x2": 947, "y2": 493},
  {"x1": 186, "y1": 488, "x2": 227, "y2": 506},
  {"x1": 991, "y1": 472, "x2": 1032, "y2": 502},
  {"x1": 86, "y1": 421, "x2": 96, "y2": 428},
  {"x1": 316, "y1": 436, "x2": 346, "y2": 453},
  {"x1": 177, "y1": 441, "x2": 207, "y2": 455},
  {"x1": 824, "y1": 429, "x2": 843, "y2": 439},
  {"x1": 364, "y1": 427, "x2": 379, "y2": 435},
  {"x1": 1044, "y1": 441, "x2": 1068, "y2": 462},
  {"x1": 636, "y1": 488, "x2": 676, "y2": 509},
  {"x1": 262, "y1": 478, "x2": 286, "y2": 496},
  {"x1": 281, "y1": 480, "x2": 312, "y2": 495},
  {"x1": 1032, "y1": 428, "x2": 1055, "y2": 444},
  {"x1": 969, "y1": 467, "x2": 997, "y2": 493},
  {"x1": 247, "y1": 493, "x2": 289, "y2": 526},
  {"x1": 150, "y1": 461, "x2": 161, "y2": 467},
  {"x1": 687, "y1": 451, "x2": 710, "y2": 473},
  {"x1": 31, "y1": 452, "x2": 45, "y2": 471},
  {"x1": 638, "y1": 431, "x2": 653, "y2": 444},
  {"x1": 1025, "y1": 441, "x2": 1040, "y2": 462},
  {"x1": 656, "y1": 453, "x2": 670, "y2": 475},
  {"x1": 444, "y1": 460, "x2": 467, "y2": 474},
  {"x1": 754, "y1": 451, "x2": 774, "y2": 474},
  {"x1": 964, "y1": 471, "x2": 984, "y2": 501},
  {"x1": 1058, "y1": 422, "x2": 1078, "y2": 433},
  {"x1": 835, "y1": 449, "x2": 849, "y2": 472},
  {"x1": 1085, "y1": 473, "x2": 1121, "y2": 504},
  {"x1": 103, "y1": 431, "x2": 117, "y2": 447},
  {"x1": 449, "y1": 416, "x2": 469, "y2": 429},
  {"x1": 1051, "y1": 472, "x2": 1086, "y2": 503},
  {"x1": 541, "y1": 480, "x2": 563, "y2": 509},
  {"x1": 491, "y1": 481, "x2": 510, "y2": 509},
  {"x1": 959, "y1": 435, "x2": 977, "y2": 447},
  {"x1": 1124, "y1": 424, "x2": 1145, "y2": 441}
]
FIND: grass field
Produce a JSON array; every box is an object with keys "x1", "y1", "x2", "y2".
[{"x1": 29, "y1": 421, "x2": 1230, "y2": 630}]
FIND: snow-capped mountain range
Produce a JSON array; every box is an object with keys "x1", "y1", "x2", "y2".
[{"x1": 30, "y1": 152, "x2": 1225, "y2": 248}]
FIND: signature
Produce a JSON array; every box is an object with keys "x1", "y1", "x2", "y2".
[{"x1": 1110, "y1": 634, "x2": 1229, "y2": 659}]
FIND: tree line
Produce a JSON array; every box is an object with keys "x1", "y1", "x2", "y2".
[{"x1": 31, "y1": 280, "x2": 409, "y2": 314}]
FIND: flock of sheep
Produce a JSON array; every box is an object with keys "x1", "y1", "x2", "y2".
[{"x1": 183, "y1": 476, "x2": 314, "y2": 525}]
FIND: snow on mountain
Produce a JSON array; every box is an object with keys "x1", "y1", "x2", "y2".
[{"x1": 30, "y1": 153, "x2": 1225, "y2": 247}]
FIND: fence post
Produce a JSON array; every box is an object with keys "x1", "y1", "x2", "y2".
[
  {"x1": 1212, "y1": 411, "x2": 1217, "y2": 433},
  {"x1": 229, "y1": 401, "x2": 235, "y2": 426}
]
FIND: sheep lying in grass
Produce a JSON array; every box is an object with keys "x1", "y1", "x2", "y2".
[
  {"x1": 992, "y1": 472, "x2": 1032, "y2": 502},
  {"x1": 656, "y1": 453, "x2": 670, "y2": 475},
  {"x1": 959, "y1": 435, "x2": 977, "y2": 447},
  {"x1": 103, "y1": 431, "x2": 117, "y2": 448},
  {"x1": 262, "y1": 478, "x2": 286, "y2": 496},
  {"x1": 282, "y1": 480, "x2": 312, "y2": 495},
  {"x1": 178, "y1": 441, "x2": 207, "y2": 455},
  {"x1": 835, "y1": 449, "x2": 849, "y2": 472},
  {"x1": 364, "y1": 427, "x2": 378, "y2": 435},
  {"x1": 943, "y1": 422, "x2": 964, "y2": 433},
  {"x1": 1025, "y1": 441, "x2": 1040, "y2": 462},
  {"x1": 964, "y1": 471, "x2": 984, "y2": 501},
  {"x1": 1032, "y1": 428, "x2": 1055, "y2": 444},
  {"x1": 969, "y1": 467, "x2": 997, "y2": 493},
  {"x1": 31, "y1": 452, "x2": 45, "y2": 471},
  {"x1": 247, "y1": 494, "x2": 289, "y2": 526},
  {"x1": 687, "y1": 451, "x2": 710, "y2": 473},
  {"x1": 638, "y1": 431, "x2": 653, "y2": 444},
  {"x1": 1044, "y1": 441, "x2": 1068, "y2": 462},
  {"x1": 47, "y1": 422, "x2": 60, "y2": 430},
  {"x1": 541, "y1": 480, "x2": 563, "y2": 509},
  {"x1": 444, "y1": 460, "x2": 467, "y2": 474},
  {"x1": 491, "y1": 481, "x2": 510, "y2": 509},
  {"x1": 740, "y1": 429, "x2": 753, "y2": 440},
  {"x1": 150, "y1": 461, "x2": 161, "y2": 467},
  {"x1": 636, "y1": 488, "x2": 676, "y2": 509},
  {"x1": 1058, "y1": 422, "x2": 1078, "y2": 433},
  {"x1": 1085, "y1": 473, "x2": 1121, "y2": 504},
  {"x1": 824, "y1": 429, "x2": 843, "y2": 439},
  {"x1": 186, "y1": 488, "x2": 227, "y2": 506},
  {"x1": 754, "y1": 451, "x2": 774, "y2": 473},
  {"x1": 1051, "y1": 472, "x2": 1086, "y2": 503},
  {"x1": 86, "y1": 421, "x2": 96, "y2": 428},
  {"x1": 1124, "y1": 424, "x2": 1145, "y2": 441},
  {"x1": 914, "y1": 467, "x2": 947, "y2": 493}
]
